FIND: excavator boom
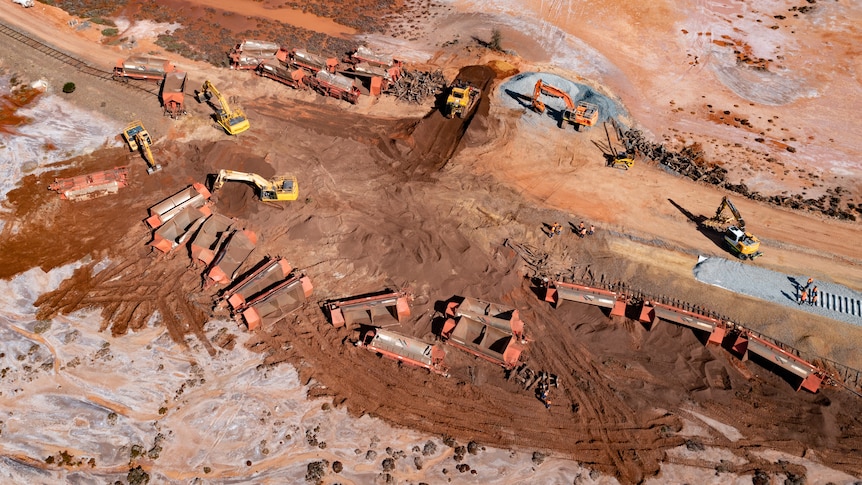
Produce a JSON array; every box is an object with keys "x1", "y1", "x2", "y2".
[
  {"x1": 122, "y1": 121, "x2": 161, "y2": 174},
  {"x1": 702, "y1": 196, "x2": 762, "y2": 260},
  {"x1": 212, "y1": 169, "x2": 298, "y2": 202}
]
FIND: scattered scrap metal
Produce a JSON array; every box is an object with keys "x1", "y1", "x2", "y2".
[{"x1": 384, "y1": 69, "x2": 446, "y2": 104}]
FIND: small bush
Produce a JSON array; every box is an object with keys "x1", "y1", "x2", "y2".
[
  {"x1": 62, "y1": 82, "x2": 76, "y2": 94},
  {"x1": 89, "y1": 17, "x2": 116, "y2": 26},
  {"x1": 490, "y1": 29, "x2": 503, "y2": 51},
  {"x1": 101, "y1": 28, "x2": 119, "y2": 37}
]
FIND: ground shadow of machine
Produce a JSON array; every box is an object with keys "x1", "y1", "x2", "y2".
[{"x1": 667, "y1": 198, "x2": 728, "y2": 252}]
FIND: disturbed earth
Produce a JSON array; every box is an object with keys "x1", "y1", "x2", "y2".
[{"x1": 1, "y1": 0, "x2": 862, "y2": 484}]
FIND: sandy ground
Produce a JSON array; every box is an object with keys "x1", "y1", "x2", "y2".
[{"x1": 1, "y1": 0, "x2": 862, "y2": 483}]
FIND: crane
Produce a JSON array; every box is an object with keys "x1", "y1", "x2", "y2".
[
  {"x1": 700, "y1": 196, "x2": 763, "y2": 260},
  {"x1": 122, "y1": 121, "x2": 161, "y2": 174},
  {"x1": 196, "y1": 80, "x2": 250, "y2": 135},
  {"x1": 211, "y1": 169, "x2": 298, "y2": 202}
]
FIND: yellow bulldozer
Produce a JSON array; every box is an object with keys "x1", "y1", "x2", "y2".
[
  {"x1": 122, "y1": 121, "x2": 161, "y2": 174},
  {"x1": 445, "y1": 80, "x2": 480, "y2": 119},
  {"x1": 211, "y1": 169, "x2": 298, "y2": 202},
  {"x1": 701, "y1": 196, "x2": 763, "y2": 260},
  {"x1": 196, "y1": 80, "x2": 250, "y2": 135}
]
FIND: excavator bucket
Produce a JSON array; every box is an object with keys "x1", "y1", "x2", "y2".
[{"x1": 327, "y1": 290, "x2": 412, "y2": 328}]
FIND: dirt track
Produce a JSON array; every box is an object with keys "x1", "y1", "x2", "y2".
[{"x1": 3, "y1": 1, "x2": 862, "y2": 483}]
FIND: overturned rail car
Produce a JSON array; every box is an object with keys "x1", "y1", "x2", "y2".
[
  {"x1": 327, "y1": 290, "x2": 411, "y2": 328},
  {"x1": 146, "y1": 183, "x2": 211, "y2": 229},
  {"x1": 356, "y1": 327, "x2": 448, "y2": 377},
  {"x1": 442, "y1": 296, "x2": 526, "y2": 369}
]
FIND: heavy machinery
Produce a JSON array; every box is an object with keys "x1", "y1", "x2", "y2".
[
  {"x1": 211, "y1": 169, "x2": 298, "y2": 202},
  {"x1": 530, "y1": 79, "x2": 599, "y2": 130},
  {"x1": 603, "y1": 121, "x2": 634, "y2": 170},
  {"x1": 195, "y1": 80, "x2": 250, "y2": 135},
  {"x1": 565, "y1": 100, "x2": 600, "y2": 130},
  {"x1": 701, "y1": 196, "x2": 763, "y2": 260},
  {"x1": 122, "y1": 121, "x2": 161, "y2": 174},
  {"x1": 445, "y1": 80, "x2": 480, "y2": 119}
]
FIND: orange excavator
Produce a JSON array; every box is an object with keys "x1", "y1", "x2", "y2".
[{"x1": 531, "y1": 79, "x2": 599, "y2": 130}]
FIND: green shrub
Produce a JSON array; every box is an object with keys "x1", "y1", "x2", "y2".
[
  {"x1": 89, "y1": 17, "x2": 116, "y2": 26},
  {"x1": 101, "y1": 28, "x2": 119, "y2": 37},
  {"x1": 62, "y1": 82, "x2": 76, "y2": 94}
]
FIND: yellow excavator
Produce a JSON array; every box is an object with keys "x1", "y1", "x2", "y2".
[
  {"x1": 196, "y1": 80, "x2": 250, "y2": 135},
  {"x1": 122, "y1": 121, "x2": 161, "y2": 174},
  {"x1": 445, "y1": 80, "x2": 480, "y2": 119},
  {"x1": 211, "y1": 169, "x2": 298, "y2": 202},
  {"x1": 701, "y1": 196, "x2": 763, "y2": 260}
]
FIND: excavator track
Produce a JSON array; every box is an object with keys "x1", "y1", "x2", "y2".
[{"x1": 0, "y1": 20, "x2": 159, "y2": 97}]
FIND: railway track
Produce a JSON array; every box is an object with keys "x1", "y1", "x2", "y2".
[{"x1": 0, "y1": 20, "x2": 159, "y2": 97}]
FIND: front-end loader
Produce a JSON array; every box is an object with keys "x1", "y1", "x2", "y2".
[
  {"x1": 122, "y1": 121, "x2": 161, "y2": 174},
  {"x1": 701, "y1": 196, "x2": 763, "y2": 260},
  {"x1": 211, "y1": 169, "x2": 298, "y2": 202}
]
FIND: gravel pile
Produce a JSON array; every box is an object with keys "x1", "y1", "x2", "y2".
[
  {"x1": 497, "y1": 72, "x2": 625, "y2": 128},
  {"x1": 693, "y1": 256, "x2": 862, "y2": 327}
]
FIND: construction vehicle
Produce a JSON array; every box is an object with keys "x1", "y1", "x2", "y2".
[
  {"x1": 122, "y1": 121, "x2": 161, "y2": 174},
  {"x1": 701, "y1": 196, "x2": 763, "y2": 260},
  {"x1": 211, "y1": 169, "x2": 298, "y2": 202},
  {"x1": 195, "y1": 80, "x2": 249, "y2": 135},
  {"x1": 530, "y1": 79, "x2": 598, "y2": 130},
  {"x1": 564, "y1": 100, "x2": 600, "y2": 130},
  {"x1": 445, "y1": 80, "x2": 480, "y2": 119},
  {"x1": 602, "y1": 121, "x2": 634, "y2": 170},
  {"x1": 113, "y1": 56, "x2": 175, "y2": 83},
  {"x1": 530, "y1": 79, "x2": 572, "y2": 115}
]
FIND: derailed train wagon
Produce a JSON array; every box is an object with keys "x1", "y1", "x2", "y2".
[{"x1": 441, "y1": 296, "x2": 527, "y2": 369}]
